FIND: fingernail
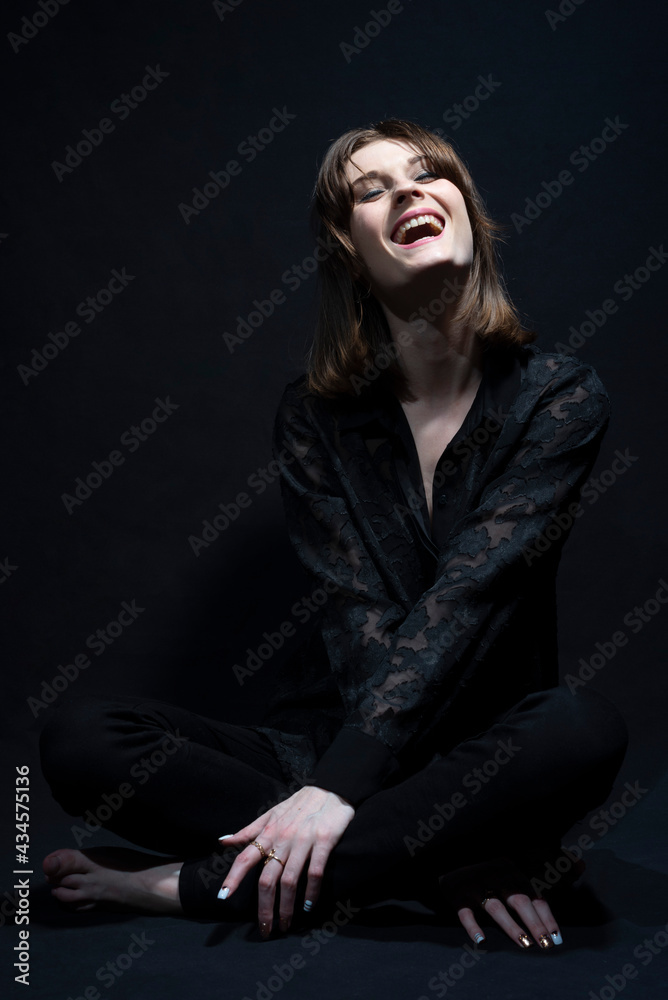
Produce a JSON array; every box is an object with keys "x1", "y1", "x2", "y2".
[
  {"x1": 259, "y1": 921, "x2": 271, "y2": 940},
  {"x1": 217, "y1": 886, "x2": 230, "y2": 900},
  {"x1": 473, "y1": 932, "x2": 485, "y2": 945},
  {"x1": 518, "y1": 934, "x2": 532, "y2": 948},
  {"x1": 279, "y1": 916, "x2": 291, "y2": 933},
  {"x1": 539, "y1": 934, "x2": 553, "y2": 949},
  {"x1": 218, "y1": 834, "x2": 233, "y2": 840},
  {"x1": 551, "y1": 930, "x2": 563, "y2": 946},
  {"x1": 303, "y1": 900, "x2": 313, "y2": 912}
]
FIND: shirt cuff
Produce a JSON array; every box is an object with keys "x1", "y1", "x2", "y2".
[{"x1": 305, "y1": 726, "x2": 399, "y2": 808}]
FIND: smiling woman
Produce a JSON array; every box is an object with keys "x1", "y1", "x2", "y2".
[
  {"x1": 38, "y1": 118, "x2": 628, "y2": 953},
  {"x1": 306, "y1": 120, "x2": 533, "y2": 403}
]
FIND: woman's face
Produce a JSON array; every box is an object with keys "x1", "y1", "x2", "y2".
[{"x1": 344, "y1": 139, "x2": 474, "y2": 300}]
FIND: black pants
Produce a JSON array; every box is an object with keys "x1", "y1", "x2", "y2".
[{"x1": 39, "y1": 685, "x2": 628, "y2": 920}]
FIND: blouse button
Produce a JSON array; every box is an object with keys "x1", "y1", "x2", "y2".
[{"x1": 437, "y1": 494, "x2": 448, "y2": 507}]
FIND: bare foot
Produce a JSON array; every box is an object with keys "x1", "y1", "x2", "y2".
[{"x1": 42, "y1": 847, "x2": 184, "y2": 914}]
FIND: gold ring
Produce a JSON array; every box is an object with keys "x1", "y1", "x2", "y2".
[
  {"x1": 263, "y1": 848, "x2": 285, "y2": 869},
  {"x1": 251, "y1": 840, "x2": 266, "y2": 859}
]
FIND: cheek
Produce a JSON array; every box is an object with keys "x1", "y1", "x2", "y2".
[
  {"x1": 350, "y1": 217, "x2": 384, "y2": 266},
  {"x1": 452, "y1": 204, "x2": 474, "y2": 253}
]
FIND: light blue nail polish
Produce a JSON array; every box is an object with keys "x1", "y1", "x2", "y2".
[
  {"x1": 218, "y1": 834, "x2": 233, "y2": 840},
  {"x1": 303, "y1": 900, "x2": 313, "y2": 911},
  {"x1": 551, "y1": 931, "x2": 563, "y2": 946},
  {"x1": 217, "y1": 886, "x2": 230, "y2": 900},
  {"x1": 473, "y1": 932, "x2": 485, "y2": 945}
]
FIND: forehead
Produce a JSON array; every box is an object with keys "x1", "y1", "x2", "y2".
[{"x1": 344, "y1": 139, "x2": 426, "y2": 182}]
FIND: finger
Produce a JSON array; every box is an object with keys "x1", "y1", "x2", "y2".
[
  {"x1": 303, "y1": 842, "x2": 332, "y2": 911},
  {"x1": 505, "y1": 892, "x2": 555, "y2": 949},
  {"x1": 219, "y1": 841, "x2": 265, "y2": 899},
  {"x1": 456, "y1": 906, "x2": 486, "y2": 946},
  {"x1": 275, "y1": 851, "x2": 306, "y2": 933},
  {"x1": 482, "y1": 897, "x2": 535, "y2": 950},
  {"x1": 257, "y1": 849, "x2": 291, "y2": 939},
  {"x1": 531, "y1": 896, "x2": 563, "y2": 945},
  {"x1": 217, "y1": 817, "x2": 266, "y2": 844}
]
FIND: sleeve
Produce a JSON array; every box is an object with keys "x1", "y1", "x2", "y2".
[{"x1": 273, "y1": 361, "x2": 610, "y2": 807}]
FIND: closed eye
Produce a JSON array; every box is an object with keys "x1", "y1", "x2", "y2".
[{"x1": 359, "y1": 171, "x2": 438, "y2": 203}]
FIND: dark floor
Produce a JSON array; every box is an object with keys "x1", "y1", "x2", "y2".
[{"x1": 2, "y1": 739, "x2": 667, "y2": 1000}]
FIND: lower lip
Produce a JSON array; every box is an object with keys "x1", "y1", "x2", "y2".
[{"x1": 392, "y1": 228, "x2": 446, "y2": 250}]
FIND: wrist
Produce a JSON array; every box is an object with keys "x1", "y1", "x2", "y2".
[{"x1": 303, "y1": 784, "x2": 354, "y2": 810}]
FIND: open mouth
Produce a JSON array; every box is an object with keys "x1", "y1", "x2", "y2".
[{"x1": 391, "y1": 213, "x2": 445, "y2": 247}]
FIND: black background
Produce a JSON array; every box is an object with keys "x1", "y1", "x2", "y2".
[{"x1": 1, "y1": 1, "x2": 666, "y2": 995}]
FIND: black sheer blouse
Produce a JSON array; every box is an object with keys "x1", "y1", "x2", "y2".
[{"x1": 254, "y1": 342, "x2": 610, "y2": 808}]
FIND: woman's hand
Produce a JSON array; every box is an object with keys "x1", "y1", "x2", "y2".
[
  {"x1": 217, "y1": 784, "x2": 355, "y2": 938},
  {"x1": 438, "y1": 858, "x2": 563, "y2": 950}
]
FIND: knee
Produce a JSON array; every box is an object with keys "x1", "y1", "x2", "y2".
[
  {"x1": 39, "y1": 695, "x2": 125, "y2": 793},
  {"x1": 548, "y1": 684, "x2": 629, "y2": 772}
]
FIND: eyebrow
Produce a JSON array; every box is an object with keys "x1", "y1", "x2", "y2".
[{"x1": 350, "y1": 153, "x2": 427, "y2": 187}]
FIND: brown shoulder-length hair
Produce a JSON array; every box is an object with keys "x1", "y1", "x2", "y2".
[{"x1": 305, "y1": 118, "x2": 535, "y2": 401}]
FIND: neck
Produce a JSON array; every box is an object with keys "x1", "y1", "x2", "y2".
[{"x1": 380, "y1": 294, "x2": 484, "y2": 406}]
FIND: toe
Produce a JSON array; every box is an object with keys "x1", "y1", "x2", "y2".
[
  {"x1": 46, "y1": 848, "x2": 92, "y2": 876},
  {"x1": 51, "y1": 885, "x2": 95, "y2": 908},
  {"x1": 43, "y1": 853, "x2": 62, "y2": 878}
]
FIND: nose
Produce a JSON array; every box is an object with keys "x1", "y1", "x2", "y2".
[{"x1": 394, "y1": 178, "x2": 425, "y2": 207}]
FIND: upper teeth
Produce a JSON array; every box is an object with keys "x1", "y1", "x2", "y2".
[{"x1": 393, "y1": 214, "x2": 444, "y2": 245}]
